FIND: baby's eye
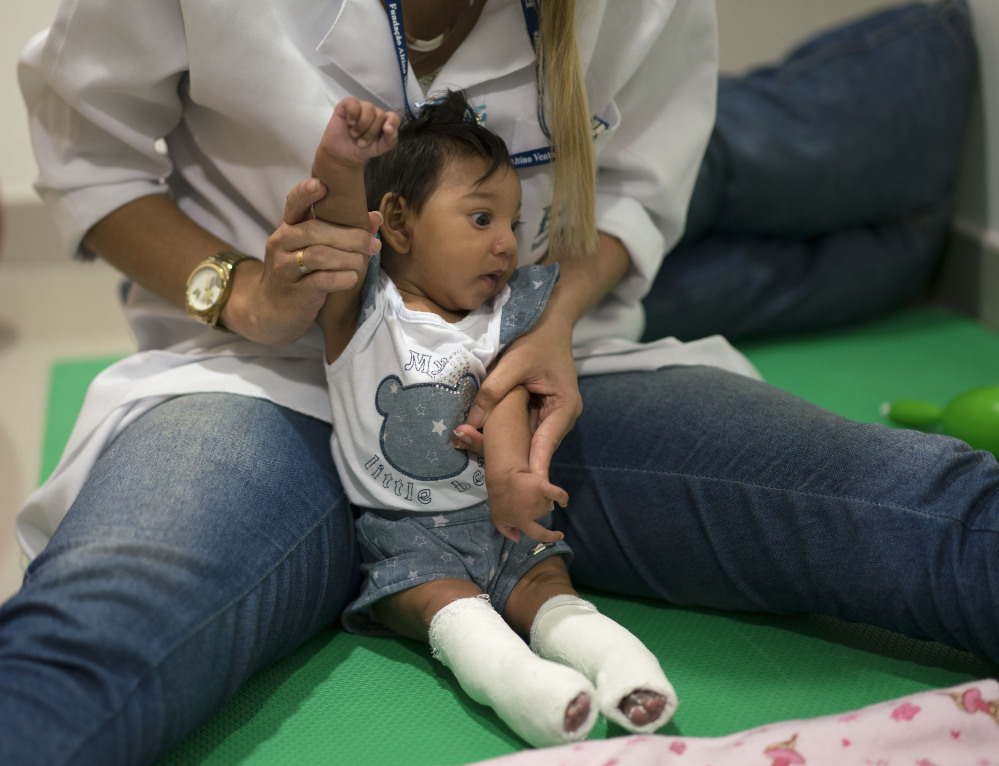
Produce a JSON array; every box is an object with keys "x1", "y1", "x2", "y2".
[
  {"x1": 511, "y1": 220, "x2": 521, "y2": 233},
  {"x1": 471, "y1": 212, "x2": 491, "y2": 227}
]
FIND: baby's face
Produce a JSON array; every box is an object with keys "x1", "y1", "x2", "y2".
[{"x1": 401, "y1": 156, "x2": 521, "y2": 314}]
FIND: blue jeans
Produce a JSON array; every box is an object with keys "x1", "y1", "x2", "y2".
[
  {"x1": 0, "y1": 395, "x2": 361, "y2": 765},
  {"x1": 3, "y1": 375, "x2": 999, "y2": 765},
  {"x1": 643, "y1": 0, "x2": 977, "y2": 341}
]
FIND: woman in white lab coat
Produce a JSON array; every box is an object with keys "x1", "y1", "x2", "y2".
[{"x1": 3, "y1": 1, "x2": 992, "y2": 764}]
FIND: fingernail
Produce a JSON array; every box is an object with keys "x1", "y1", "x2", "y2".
[
  {"x1": 373, "y1": 210, "x2": 384, "y2": 226},
  {"x1": 452, "y1": 430, "x2": 472, "y2": 447},
  {"x1": 370, "y1": 238, "x2": 382, "y2": 254},
  {"x1": 307, "y1": 178, "x2": 320, "y2": 193},
  {"x1": 468, "y1": 404, "x2": 484, "y2": 424}
]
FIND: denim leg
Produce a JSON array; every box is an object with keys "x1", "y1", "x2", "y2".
[
  {"x1": 648, "y1": 0, "x2": 978, "y2": 340},
  {"x1": 552, "y1": 367, "x2": 999, "y2": 662},
  {"x1": 643, "y1": 205, "x2": 950, "y2": 342},
  {"x1": 0, "y1": 394, "x2": 358, "y2": 766},
  {"x1": 685, "y1": 0, "x2": 977, "y2": 241}
]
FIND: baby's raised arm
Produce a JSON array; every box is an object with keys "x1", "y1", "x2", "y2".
[
  {"x1": 311, "y1": 98, "x2": 400, "y2": 361},
  {"x1": 311, "y1": 98, "x2": 399, "y2": 227}
]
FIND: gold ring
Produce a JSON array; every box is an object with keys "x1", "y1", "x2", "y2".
[{"x1": 296, "y1": 249, "x2": 311, "y2": 274}]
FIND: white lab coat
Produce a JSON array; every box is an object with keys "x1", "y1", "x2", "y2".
[{"x1": 16, "y1": 0, "x2": 758, "y2": 558}]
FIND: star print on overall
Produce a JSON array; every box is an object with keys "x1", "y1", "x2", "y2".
[{"x1": 498, "y1": 263, "x2": 560, "y2": 346}]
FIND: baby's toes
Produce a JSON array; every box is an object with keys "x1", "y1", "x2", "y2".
[{"x1": 619, "y1": 689, "x2": 669, "y2": 727}]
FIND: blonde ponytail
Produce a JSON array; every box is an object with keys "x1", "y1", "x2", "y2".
[{"x1": 536, "y1": 0, "x2": 598, "y2": 257}]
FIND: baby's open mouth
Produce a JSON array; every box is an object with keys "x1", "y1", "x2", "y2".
[{"x1": 481, "y1": 271, "x2": 504, "y2": 287}]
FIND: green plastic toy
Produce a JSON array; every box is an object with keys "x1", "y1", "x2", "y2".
[{"x1": 885, "y1": 385, "x2": 999, "y2": 457}]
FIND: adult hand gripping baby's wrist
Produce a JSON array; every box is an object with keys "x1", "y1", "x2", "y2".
[{"x1": 220, "y1": 257, "x2": 323, "y2": 346}]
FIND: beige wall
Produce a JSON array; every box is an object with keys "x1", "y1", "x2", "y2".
[
  {"x1": 715, "y1": 0, "x2": 894, "y2": 72},
  {"x1": 1, "y1": 1, "x2": 62, "y2": 262},
  {"x1": 1, "y1": 3, "x2": 57, "y2": 203}
]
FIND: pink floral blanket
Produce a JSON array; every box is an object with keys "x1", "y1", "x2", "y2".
[{"x1": 473, "y1": 679, "x2": 999, "y2": 766}]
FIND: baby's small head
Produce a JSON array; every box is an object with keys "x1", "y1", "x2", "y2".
[
  {"x1": 366, "y1": 90, "x2": 522, "y2": 318},
  {"x1": 364, "y1": 90, "x2": 513, "y2": 216}
]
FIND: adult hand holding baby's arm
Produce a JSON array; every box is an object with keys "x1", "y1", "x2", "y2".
[
  {"x1": 238, "y1": 99, "x2": 397, "y2": 343},
  {"x1": 85, "y1": 99, "x2": 400, "y2": 347},
  {"x1": 484, "y1": 386, "x2": 569, "y2": 544},
  {"x1": 461, "y1": 233, "x2": 633, "y2": 472}
]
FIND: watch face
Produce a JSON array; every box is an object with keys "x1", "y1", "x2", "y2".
[{"x1": 187, "y1": 264, "x2": 225, "y2": 312}]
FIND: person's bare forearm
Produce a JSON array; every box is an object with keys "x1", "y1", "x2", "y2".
[
  {"x1": 540, "y1": 232, "x2": 632, "y2": 335},
  {"x1": 311, "y1": 98, "x2": 397, "y2": 231},
  {"x1": 83, "y1": 178, "x2": 377, "y2": 347},
  {"x1": 84, "y1": 193, "x2": 268, "y2": 337},
  {"x1": 84, "y1": 194, "x2": 238, "y2": 310}
]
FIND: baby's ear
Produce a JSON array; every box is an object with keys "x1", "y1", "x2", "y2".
[{"x1": 378, "y1": 193, "x2": 412, "y2": 254}]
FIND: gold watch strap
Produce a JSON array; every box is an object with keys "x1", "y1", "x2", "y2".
[
  {"x1": 209, "y1": 251, "x2": 252, "y2": 331},
  {"x1": 186, "y1": 250, "x2": 253, "y2": 330},
  {"x1": 213, "y1": 250, "x2": 253, "y2": 270}
]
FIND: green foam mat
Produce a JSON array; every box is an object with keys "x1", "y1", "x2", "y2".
[
  {"x1": 738, "y1": 308, "x2": 999, "y2": 425},
  {"x1": 40, "y1": 355, "x2": 128, "y2": 484},
  {"x1": 39, "y1": 309, "x2": 999, "y2": 765}
]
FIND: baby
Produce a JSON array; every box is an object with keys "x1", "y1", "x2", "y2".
[{"x1": 310, "y1": 90, "x2": 676, "y2": 747}]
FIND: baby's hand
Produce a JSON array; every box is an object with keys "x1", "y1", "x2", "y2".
[
  {"x1": 318, "y1": 97, "x2": 400, "y2": 168},
  {"x1": 488, "y1": 470, "x2": 569, "y2": 545}
]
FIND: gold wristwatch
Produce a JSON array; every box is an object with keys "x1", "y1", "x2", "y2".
[{"x1": 184, "y1": 250, "x2": 253, "y2": 329}]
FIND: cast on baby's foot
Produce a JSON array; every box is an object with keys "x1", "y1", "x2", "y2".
[
  {"x1": 428, "y1": 596, "x2": 599, "y2": 748},
  {"x1": 530, "y1": 594, "x2": 679, "y2": 735}
]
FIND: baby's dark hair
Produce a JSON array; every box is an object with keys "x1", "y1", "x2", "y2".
[{"x1": 364, "y1": 90, "x2": 513, "y2": 213}]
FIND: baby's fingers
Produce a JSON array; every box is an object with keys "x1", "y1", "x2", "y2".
[
  {"x1": 352, "y1": 103, "x2": 389, "y2": 147},
  {"x1": 520, "y1": 521, "x2": 564, "y2": 545},
  {"x1": 497, "y1": 524, "x2": 521, "y2": 543},
  {"x1": 337, "y1": 97, "x2": 363, "y2": 126},
  {"x1": 540, "y1": 481, "x2": 569, "y2": 509}
]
